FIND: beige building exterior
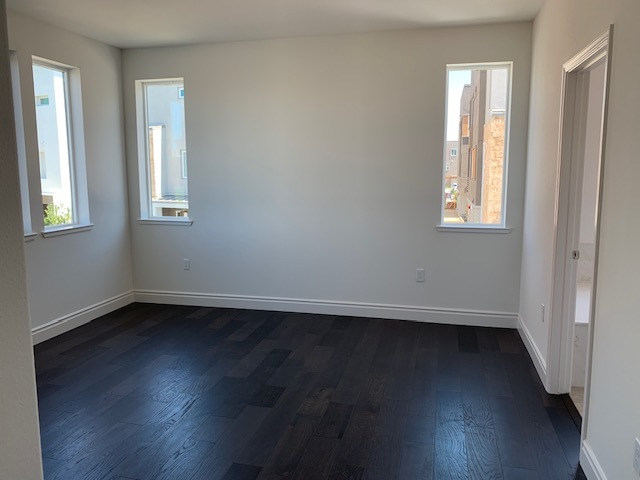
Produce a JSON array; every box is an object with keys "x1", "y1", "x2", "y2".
[
  {"x1": 455, "y1": 68, "x2": 507, "y2": 224},
  {"x1": 455, "y1": 85, "x2": 472, "y2": 221},
  {"x1": 445, "y1": 140, "x2": 459, "y2": 187}
]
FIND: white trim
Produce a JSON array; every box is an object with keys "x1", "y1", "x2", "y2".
[
  {"x1": 517, "y1": 315, "x2": 548, "y2": 387},
  {"x1": 31, "y1": 291, "x2": 134, "y2": 344},
  {"x1": 137, "y1": 218, "x2": 193, "y2": 226},
  {"x1": 41, "y1": 223, "x2": 94, "y2": 237},
  {"x1": 564, "y1": 35, "x2": 609, "y2": 72},
  {"x1": 547, "y1": 26, "x2": 612, "y2": 401},
  {"x1": 436, "y1": 225, "x2": 512, "y2": 233},
  {"x1": 10, "y1": 51, "x2": 33, "y2": 236},
  {"x1": 133, "y1": 290, "x2": 517, "y2": 328},
  {"x1": 580, "y1": 441, "x2": 608, "y2": 480}
]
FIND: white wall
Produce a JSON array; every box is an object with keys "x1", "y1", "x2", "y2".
[
  {"x1": 519, "y1": 0, "x2": 640, "y2": 477},
  {"x1": 0, "y1": 1, "x2": 43, "y2": 478},
  {"x1": 123, "y1": 23, "x2": 531, "y2": 324},
  {"x1": 8, "y1": 11, "x2": 134, "y2": 339}
]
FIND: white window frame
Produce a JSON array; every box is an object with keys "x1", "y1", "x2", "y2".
[
  {"x1": 180, "y1": 150, "x2": 188, "y2": 179},
  {"x1": 438, "y1": 62, "x2": 513, "y2": 233},
  {"x1": 135, "y1": 78, "x2": 192, "y2": 225},
  {"x1": 32, "y1": 56, "x2": 91, "y2": 237},
  {"x1": 9, "y1": 51, "x2": 36, "y2": 240}
]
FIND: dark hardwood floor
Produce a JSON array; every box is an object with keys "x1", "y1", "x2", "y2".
[{"x1": 34, "y1": 303, "x2": 587, "y2": 480}]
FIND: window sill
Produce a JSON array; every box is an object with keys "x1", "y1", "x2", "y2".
[
  {"x1": 41, "y1": 223, "x2": 94, "y2": 238},
  {"x1": 436, "y1": 224, "x2": 512, "y2": 234},
  {"x1": 24, "y1": 232, "x2": 38, "y2": 242},
  {"x1": 138, "y1": 218, "x2": 193, "y2": 226}
]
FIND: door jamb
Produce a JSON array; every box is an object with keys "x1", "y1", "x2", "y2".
[{"x1": 547, "y1": 26, "x2": 613, "y2": 442}]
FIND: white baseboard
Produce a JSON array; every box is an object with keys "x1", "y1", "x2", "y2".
[
  {"x1": 133, "y1": 290, "x2": 518, "y2": 328},
  {"x1": 31, "y1": 291, "x2": 135, "y2": 344},
  {"x1": 581, "y1": 440, "x2": 608, "y2": 480},
  {"x1": 517, "y1": 314, "x2": 548, "y2": 386}
]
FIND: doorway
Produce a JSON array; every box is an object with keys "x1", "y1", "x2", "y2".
[
  {"x1": 569, "y1": 59, "x2": 607, "y2": 416},
  {"x1": 547, "y1": 26, "x2": 612, "y2": 438}
]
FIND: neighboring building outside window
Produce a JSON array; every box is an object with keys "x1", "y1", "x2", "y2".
[
  {"x1": 442, "y1": 63, "x2": 512, "y2": 226},
  {"x1": 137, "y1": 79, "x2": 189, "y2": 219}
]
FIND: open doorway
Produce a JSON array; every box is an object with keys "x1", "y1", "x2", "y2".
[
  {"x1": 547, "y1": 27, "x2": 612, "y2": 441},
  {"x1": 569, "y1": 59, "x2": 607, "y2": 416}
]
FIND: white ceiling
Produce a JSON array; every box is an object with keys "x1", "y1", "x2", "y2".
[{"x1": 7, "y1": 0, "x2": 544, "y2": 49}]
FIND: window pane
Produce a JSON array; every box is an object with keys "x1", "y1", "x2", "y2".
[
  {"x1": 144, "y1": 82, "x2": 189, "y2": 218},
  {"x1": 443, "y1": 66, "x2": 510, "y2": 225},
  {"x1": 33, "y1": 63, "x2": 74, "y2": 227}
]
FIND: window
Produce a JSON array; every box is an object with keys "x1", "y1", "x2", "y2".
[
  {"x1": 32, "y1": 58, "x2": 90, "y2": 234},
  {"x1": 35, "y1": 95, "x2": 49, "y2": 106},
  {"x1": 441, "y1": 63, "x2": 512, "y2": 227},
  {"x1": 137, "y1": 79, "x2": 189, "y2": 220},
  {"x1": 461, "y1": 115, "x2": 469, "y2": 138}
]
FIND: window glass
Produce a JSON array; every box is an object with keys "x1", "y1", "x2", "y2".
[
  {"x1": 142, "y1": 80, "x2": 189, "y2": 218},
  {"x1": 443, "y1": 64, "x2": 511, "y2": 226},
  {"x1": 33, "y1": 63, "x2": 75, "y2": 227}
]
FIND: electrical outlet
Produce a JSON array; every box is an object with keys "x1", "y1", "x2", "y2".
[
  {"x1": 183, "y1": 258, "x2": 190, "y2": 271},
  {"x1": 416, "y1": 268, "x2": 425, "y2": 283},
  {"x1": 541, "y1": 303, "x2": 546, "y2": 323},
  {"x1": 633, "y1": 437, "x2": 640, "y2": 476}
]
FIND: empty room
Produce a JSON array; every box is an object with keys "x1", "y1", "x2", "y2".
[{"x1": 1, "y1": 0, "x2": 639, "y2": 479}]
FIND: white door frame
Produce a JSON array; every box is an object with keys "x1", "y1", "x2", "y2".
[{"x1": 547, "y1": 26, "x2": 613, "y2": 438}]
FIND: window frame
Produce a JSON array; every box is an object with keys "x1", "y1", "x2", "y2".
[
  {"x1": 438, "y1": 62, "x2": 513, "y2": 232},
  {"x1": 180, "y1": 149, "x2": 188, "y2": 180},
  {"x1": 31, "y1": 56, "x2": 91, "y2": 236},
  {"x1": 9, "y1": 51, "x2": 35, "y2": 239},
  {"x1": 135, "y1": 77, "x2": 192, "y2": 225}
]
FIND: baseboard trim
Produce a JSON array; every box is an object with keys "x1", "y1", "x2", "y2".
[
  {"x1": 517, "y1": 314, "x2": 548, "y2": 386},
  {"x1": 580, "y1": 440, "x2": 608, "y2": 480},
  {"x1": 31, "y1": 291, "x2": 135, "y2": 344},
  {"x1": 133, "y1": 290, "x2": 518, "y2": 328}
]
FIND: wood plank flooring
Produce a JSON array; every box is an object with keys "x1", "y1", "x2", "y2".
[{"x1": 34, "y1": 303, "x2": 586, "y2": 480}]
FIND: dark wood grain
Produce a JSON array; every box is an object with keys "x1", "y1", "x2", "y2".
[
  {"x1": 434, "y1": 391, "x2": 468, "y2": 480},
  {"x1": 257, "y1": 414, "x2": 317, "y2": 480},
  {"x1": 332, "y1": 410, "x2": 378, "y2": 468},
  {"x1": 221, "y1": 463, "x2": 263, "y2": 480},
  {"x1": 328, "y1": 464, "x2": 365, "y2": 480},
  {"x1": 34, "y1": 303, "x2": 584, "y2": 480},
  {"x1": 315, "y1": 402, "x2": 354, "y2": 439},
  {"x1": 399, "y1": 440, "x2": 434, "y2": 480},
  {"x1": 457, "y1": 326, "x2": 480, "y2": 353},
  {"x1": 466, "y1": 426, "x2": 503, "y2": 480},
  {"x1": 363, "y1": 434, "x2": 403, "y2": 480},
  {"x1": 291, "y1": 436, "x2": 337, "y2": 480}
]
